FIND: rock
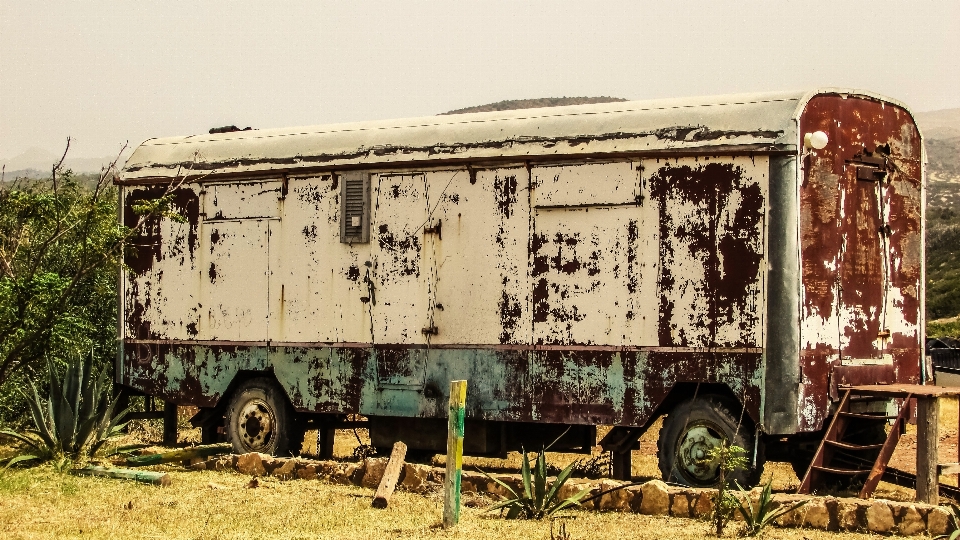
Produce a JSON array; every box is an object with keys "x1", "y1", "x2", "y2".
[
  {"x1": 670, "y1": 492, "x2": 691, "y2": 517},
  {"x1": 639, "y1": 480, "x2": 670, "y2": 515},
  {"x1": 274, "y1": 459, "x2": 298, "y2": 479},
  {"x1": 802, "y1": 498, "x2": 830, "y2": 530},
  {"x1": 557, "y1": 481, "x2": 592, "y2": 507},
  {"x1": 188, "y1": 460, "x2": 206, "y2": 471},
  {"x1": 898, "y1": 504, "x2": 925, "y2": 536},
  {"x1": 361, "y1": 457, "x2": 388, "y2": 488},
  {"x1": 866, "y1": 501, "x2": 895, "y2": 533},
  {"x1": 296, "y1": 465, "x2": 318, "y2": 481},
  {"x1": 692, "y1": 490, "x2": 715, "y2": 518},
  {"x1": 400, "y1": 463, "x2": 429, "y2": 491},
  {"x1": 837, "y1": 499, "x2": 863, "y2": 531},
  {"x1": 331, "y1": 462, "x2": 359, "y2": 484},
  {"x1": 263, "y1": 458, "x2": 283, "y2": 474},
  {"x1": 598, "y1": 480, "x2": 631, "y2": 511},
  {"x1": 236, "y1": 453, "x2": 267, "y2": 476},
  {"x1": 928, "y1": 506, "x2": 952, "y2": 537}
]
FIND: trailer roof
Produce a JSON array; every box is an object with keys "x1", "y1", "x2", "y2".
[{"x1": 118, "y1": 88, "x2": 912, "y2": 182}]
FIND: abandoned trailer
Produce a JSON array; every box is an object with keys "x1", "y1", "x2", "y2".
[{"x1": 116, "y1": 89, "x2": 924, "y2": 488}]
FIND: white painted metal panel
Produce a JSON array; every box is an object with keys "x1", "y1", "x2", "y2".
[
  {"x1": 640, "y1": 155, "x2": 768, "y2": 348},
  {"x1": 533, "y1": 161, "x2": 641, "y2": 208},
  {"x1": 124, "y1": 209, "x2": 203, "y2": 340},
  {"x1": 371, "y1": 174, "x2": 429, "y2": 344},
  {"x1": 199, "y1": 219, "x2": 270, "y2": 341},
  {"x1": 268, "y1": 175, "x2": 371, "y2": 343},
  {"x1": 204, "y1": 180, "x2": 282, "y2": 220},
  {"x1": 428, "y1": 167, "x2": 532, "y2": 345}
]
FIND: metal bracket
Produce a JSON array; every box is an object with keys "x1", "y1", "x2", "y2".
[{"x1": 423, "y1": 219, "x2": 442, "y2": 240}]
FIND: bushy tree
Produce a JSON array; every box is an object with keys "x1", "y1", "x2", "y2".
[{"x1": 0, "y1": 141, "x2": 184, "y2": 428}]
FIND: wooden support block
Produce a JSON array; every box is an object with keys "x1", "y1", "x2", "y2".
[
  {"x1": 443, "y1": 380, "x2": 467, "y2": 529},
  {"x1": 372, "y1": 441, "x2": 408, "y2": 509},
  {"x1": 72, "y1": 465, "x2": 172, "y2": 486},
  {"x1": 916, "y1": 397, "x2": 939, "y2": 504},
  {"x1": 162, "y1": 401, "x2": 178, "y2": 446},
  {"x1": 938, "y1": 463, "x2": 960, "y2": 476},
  {"x1": 610, "y1": 450, "x2": 631, "y2": 480}
]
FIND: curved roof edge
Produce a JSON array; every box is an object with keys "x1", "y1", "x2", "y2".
[{"x1": 118, "y1": 89, "x2": 914, "y2": 182}]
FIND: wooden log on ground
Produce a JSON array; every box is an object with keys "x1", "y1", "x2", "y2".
[
  {"x1": 125, "y1": 443, "x2": 233, "y2": 467},
  {"x1": 372, "y1": 441, "x2": 408, "y2": 509},
  {"x1": 72, "y1": 465, "x2": 172, "y2": 486}
]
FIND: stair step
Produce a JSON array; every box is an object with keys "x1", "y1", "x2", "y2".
[
  {"x1": 825, "y1": 440, "x2": 885, "y2": 451},
  {"x1": 838, "y1": 412, "x2": 898, "y2": 420},
  {"x1": 812, "y1": 465, "x2": 871, "y2": 476}
]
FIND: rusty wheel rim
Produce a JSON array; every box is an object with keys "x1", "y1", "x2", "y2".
[
  {"x1": 238, "y1": 398, "x2": 275, "y2": 451},
  {"x1": 675, "y1": 420, "x2": 726, "y2": 486}
]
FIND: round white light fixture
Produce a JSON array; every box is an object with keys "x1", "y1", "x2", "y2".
[{"x1": 804, "y1": 131, "x2": 829, "y2": 150}]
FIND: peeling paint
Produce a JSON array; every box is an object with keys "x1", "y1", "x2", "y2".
[{"x1": 118, "y1": 91, "x2": 923, "y2": 446}]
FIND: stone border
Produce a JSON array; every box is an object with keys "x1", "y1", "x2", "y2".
[{"x1": 189, "y1": 453, "x2": 955, "y2": 536}]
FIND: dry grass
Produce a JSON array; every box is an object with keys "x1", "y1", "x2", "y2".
[
  {"x1": 0, "y1": 466, "x2": 892, "y2": 540},
  {"x1": 4, "y1": 398, "x2": 960, "y2": 538}
]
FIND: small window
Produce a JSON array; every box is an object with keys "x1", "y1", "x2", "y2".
[{"x1": 340, "y1": 172, "x2": 371, "y2": 243}]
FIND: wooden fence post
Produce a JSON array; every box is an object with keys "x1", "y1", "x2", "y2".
[
  {"x1": 916, "y1": 396, "x2": 939, "y2": 504},
  {"x1": 443, "y1": 380, "x2": 467, "y2": 528}
]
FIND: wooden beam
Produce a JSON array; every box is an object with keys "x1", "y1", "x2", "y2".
[
  {"x1": 443, "y1": 380, "x2": 467, "y2": 529},
  {"x1": 916, "y1": 396, "x2": 939, "y2": 504},
  {"x1": 372, "y1": 441, "x2": 408, "y2": 509},
  {"x1": 72, "y1": 465, "x2": 171, "y2": 486},
  {"x1": 125, "y1": 443, "x2": 233, "y2": 467}
]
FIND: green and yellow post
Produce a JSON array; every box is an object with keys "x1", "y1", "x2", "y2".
[{"x1": 443, "y1": 380, "x2": 467, "y2": 528}]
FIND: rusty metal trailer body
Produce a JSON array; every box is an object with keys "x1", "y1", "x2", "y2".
[{"x1": 116, "y1": 89, "x2": 924, "y2": 484}]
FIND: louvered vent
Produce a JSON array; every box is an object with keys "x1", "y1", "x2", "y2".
[{"x1": 340, "y1": 172, "x2": 370, "y2": 243}]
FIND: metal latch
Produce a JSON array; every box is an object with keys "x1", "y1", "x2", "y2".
[
  {"x1": 421, "y1": 326, "x2": 439, "y2": 335},
  {"x1": 423, "y1": 219, "x2": 442, "y2": 240}
]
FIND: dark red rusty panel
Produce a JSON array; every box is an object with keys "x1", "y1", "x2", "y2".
[{"x1": 798, "y1": 94, "x2": 922, "y2": 427}]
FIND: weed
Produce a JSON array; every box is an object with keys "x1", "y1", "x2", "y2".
[
  {"x1": 482, "y1": 447, "x2": 588, "y2": 519},
  {"x1": 702, "y1": 441, "x2": 747, "y2": 536},
  {"x1": 735, "y1": 478, "x2": 807, "y2": 537}
]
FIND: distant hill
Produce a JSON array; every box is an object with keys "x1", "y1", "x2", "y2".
[
  {"x1": 441, "y1": 96, "x2": 628, "y2": 115},
  {"x1": 1, "y1": 147, "x2": 130, "y2": 180}
]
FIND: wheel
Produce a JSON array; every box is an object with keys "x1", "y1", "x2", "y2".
[
  {"x1": 657, "y1": 395, "x2": 762, "y2": 488},
  {"x1": 226, "y1": 377, "x2": 295, "y2": 456}
]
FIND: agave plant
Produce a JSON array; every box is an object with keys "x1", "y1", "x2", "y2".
[
  {"x1": 735, "y1": 478, "x2": 807, "y2": 537},
  {"x1": 482, "y1": 447, "x2": 589, "y2": 519},
  {"x1": 0, "y1": 355, "x2": 130, "y2": 463}
]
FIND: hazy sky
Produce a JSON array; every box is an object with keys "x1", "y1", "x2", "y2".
[{"x1": 1, "y1": 1, "x2": 958, "y2": 159}]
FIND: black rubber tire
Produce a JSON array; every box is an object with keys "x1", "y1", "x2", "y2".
[
  {"x1": 657, "y1": 395, "x2": 763, "y2": 488},
  {"x1": 226, "y1": 377, "x2": 295, "y2": 456}
]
